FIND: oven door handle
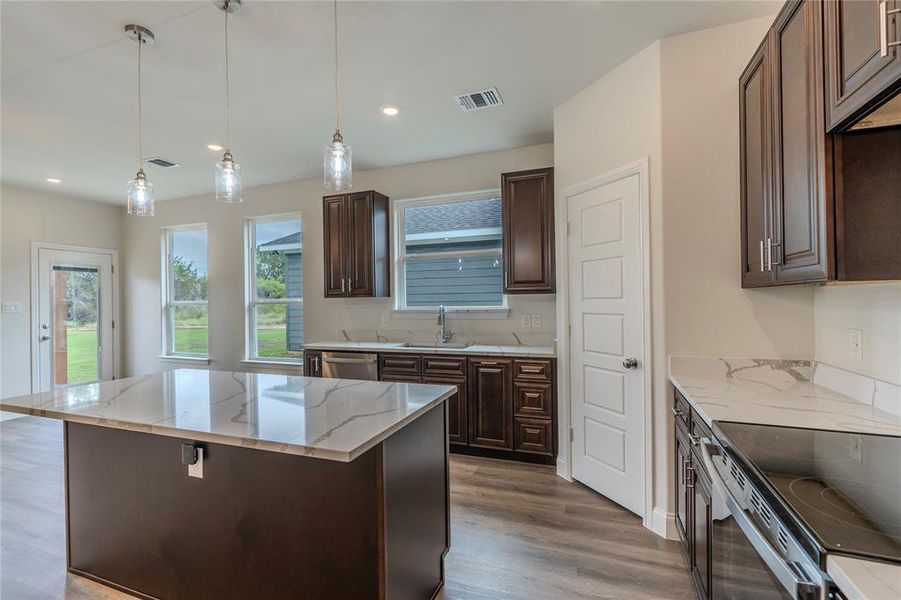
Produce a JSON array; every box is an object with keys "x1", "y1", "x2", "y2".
[{"x1": 699, "y1": 441, "x2": 817, "y2": 599}]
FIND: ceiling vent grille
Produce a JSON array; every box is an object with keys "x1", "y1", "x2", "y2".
[
  {"x1": 144, "y1": 157, "x2": 180, "y2": 168},
  {"x1": 455, "y1": 87, "x2": 503, "y2": 112}
]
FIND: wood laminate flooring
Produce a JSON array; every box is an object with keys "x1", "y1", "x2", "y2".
[{"x1": 0, "y1": 416, "x2": 693, "y2": 599}]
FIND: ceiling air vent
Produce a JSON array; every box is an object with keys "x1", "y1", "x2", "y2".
[
  {"x1": 455, "y1": 87, "x2": 503, "y2": 112},
  {"x1": 144, "y1": 157, "x2": 181, "y2": 168}
]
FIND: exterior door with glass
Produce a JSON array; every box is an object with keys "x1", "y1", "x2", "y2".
[{"x1": 34, "y1": 247, "x2": 115, "y2": 392}]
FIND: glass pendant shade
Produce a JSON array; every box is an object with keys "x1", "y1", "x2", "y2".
[
  {"x1": 323, "y1": 132, "x2": 352, "y2": 191},
  {"x1": 215, "y1": 151, "x2": 243, "y2": 203},
  {"x1": 127, "y1": 169, "x2": 154, "y2": 216}
]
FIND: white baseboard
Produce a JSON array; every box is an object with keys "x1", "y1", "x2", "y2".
[
  {"x1": 650, "y1": 506, "x2": 676, "y2": 540},
  {"x1": 555, "y1": 457, "x2": 572, "y2": 481}
]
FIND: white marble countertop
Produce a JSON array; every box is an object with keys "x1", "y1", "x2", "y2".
[
  {"x1": 304, "y1": 341, "x2": 556, "y2": 358},
  {"x1": 668, "y1": 356, "x2": 901, "y2": 436},
  {"x1": 0, "y1": 369, "x2": 454, "y2": 462},
  {"x1": 827, "y1": 556, "x2": 901, "y2": 600}
]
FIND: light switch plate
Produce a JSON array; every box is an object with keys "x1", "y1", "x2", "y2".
[
  {"x1": 1, "y1": 302, "x2": 23, "y2": 314},
  {"x1": 188, "y1": 447, "x2": 204, "y2": 479},
  {"x1": 531, "y1": 314, "x2": 542, "y2": 329},
  {"x1": 849, "y1": 329, "x2": 863, "y2": 360}
]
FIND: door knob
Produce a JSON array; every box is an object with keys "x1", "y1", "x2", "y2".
[{"x1": 622, "y1": 357, "x2": 639, "y2": 369}]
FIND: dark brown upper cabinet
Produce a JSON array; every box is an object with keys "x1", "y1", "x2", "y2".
[
  {"x1": 501, "y1": 167, "x2": 555, "y2": 294},
  {"x1": 740, "y1": 39, "x2": 775, "y2": 287},
  {"x1": 769, "y1": 0, "x2": 834, "y2": 284},
  {"x1": 739, "y1": 0, "x2": 901, "y2": 286},
  {"x1": 825, "y1": 0, "x2": 901, "y2": 131},
  {"x1": 322, "y1": 191, "x2": 390, "y2": 298}
]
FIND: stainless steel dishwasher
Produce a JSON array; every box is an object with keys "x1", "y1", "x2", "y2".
[{"x1": 320, "y1": 352, "x2": 379, "y2": 380}]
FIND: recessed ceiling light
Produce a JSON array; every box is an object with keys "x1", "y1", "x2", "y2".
[
  {"x1": 381, "y1": 105, "x2": 400, "y2": 117},
  {"x1": 207, "y1": 143, "x2": 223, "y2": 151},
  {"x1": 46, "y1": 177, "x2": 62, "y2": 184}
]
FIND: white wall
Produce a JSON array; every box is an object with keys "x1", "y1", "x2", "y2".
[
  {"x1": 0, "y1": 184, "x2": 123, "y2": 398},
  {"x1": 815, "y1": 283, "x2": 901, "y2": 385},
  {"x1": 553, "y1": 41, "x2": 664, "y2": 507},
  {"x1": 554, "y1": 15, "x2": 820, "y2": 536},
  {"x1": 122, "y1": 144, "x2": 556, "y2": 376}
]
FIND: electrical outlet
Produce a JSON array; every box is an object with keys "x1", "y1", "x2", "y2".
[
  {"x1": 531, "y1": 314, "x2": 542, "y2": 329},
  {"x1": 521, "y1": 315, "x2": 533, "y2": 328},
  {"x1": 187, "y1": 447, "x2": 204, "y2": 479},
  {"x1": 849, "y1": 329, "x2": 863, "y2": 360},
  {"x1": 1, "y1": 302, "x2": 23, "y2": 314}
]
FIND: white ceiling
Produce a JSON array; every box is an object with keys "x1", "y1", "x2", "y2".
[{"x1": 1, "y1": 1, "x2": 778, "y2": 204}]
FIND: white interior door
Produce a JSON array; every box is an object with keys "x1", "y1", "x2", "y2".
[
  {"x1": 568, "y1": 170, "x2": 646, "y2": 516},
  {"x1": 35, "y1": 247, "x2": 114, "y2": 392}
]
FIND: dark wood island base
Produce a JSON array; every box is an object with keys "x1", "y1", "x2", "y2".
[{"x1": 64, "y1": 404, "x2": 449, "y2": 600}]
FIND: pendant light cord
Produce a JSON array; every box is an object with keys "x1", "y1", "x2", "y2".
[
  {"x1": 225, "y1": 7, "x2": 231, "y2": 150},
  {"x1": 333, "y1": 0, "x2": 340, "y2": 133},
  {"x1": 137, "y1": 32, "x2": 143, "y2": 171}
]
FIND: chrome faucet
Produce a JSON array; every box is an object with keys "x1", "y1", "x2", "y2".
[{"x1": 437, "y1": 305, "x2": 453, "y2": 344}]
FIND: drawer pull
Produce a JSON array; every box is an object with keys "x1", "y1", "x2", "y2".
[{"x1": 672, "y1": 407, "x2": 684, "y2": 417}]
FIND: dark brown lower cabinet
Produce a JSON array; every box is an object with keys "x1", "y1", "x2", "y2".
[
  {"x1": 424, "y1": 376, "x2": 467, "y2": 446},
  {"x1": 309, "y1": 349, "x2": 556, "y2": 464},
  {"x1": 468, "y1": 359, "x2": 514, "y2": 450},
  {"x1": 674, "y1": 391, "x2": 713, "y2": 600}
]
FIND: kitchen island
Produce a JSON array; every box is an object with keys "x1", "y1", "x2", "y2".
[{"x1": 0, "y1": 369, "x2": 455, "y2": 600}]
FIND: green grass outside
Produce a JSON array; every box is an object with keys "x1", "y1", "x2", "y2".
[{"x1": 66, "y1": 326, "x2": 301, "y2": 382}]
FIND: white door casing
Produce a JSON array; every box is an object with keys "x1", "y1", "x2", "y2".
[
  {"x1": 565, "y1": 162, "x2": 650, "y2": 518},
  {"x1": 31, "y1": 244, "x2": 119, "y2": 392}
]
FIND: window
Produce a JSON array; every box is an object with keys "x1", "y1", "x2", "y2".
[
  {"x1": 245, "y1": 215, "x2": 303, "y2": 362},
  {"x1": 162, "y1": 225, "x2": 209, "y2": 357},
  {"x1": 395, "y1": 192, "x2": 505, "y2": 310}
]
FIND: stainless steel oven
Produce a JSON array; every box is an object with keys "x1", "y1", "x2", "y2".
[{"x1": 697, "y1": 437, "x2": 830, "y2": 600}]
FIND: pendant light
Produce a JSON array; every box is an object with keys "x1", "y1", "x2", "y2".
[
  {"x1": 125, "y1": 24, "x2": 155, "y2": 217},
  {"x1": 323, "y1": 0, "x2": 351, "y2": 191},
  {"x1": 214, "y1": 0, "x2": 244, "y2": 203}
]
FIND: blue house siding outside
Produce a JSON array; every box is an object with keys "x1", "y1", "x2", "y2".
[{"x1": 285, "y1": 253, "x2": 303, "y2": 350}]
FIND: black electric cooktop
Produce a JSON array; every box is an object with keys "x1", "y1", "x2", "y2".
[{"x1": 715, "y1": 421, "x2": 901, "y2": 565}]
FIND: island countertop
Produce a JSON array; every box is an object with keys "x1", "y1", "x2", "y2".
[{"x1": 0, "y1": 369, "x2": 454, "y2": 462}]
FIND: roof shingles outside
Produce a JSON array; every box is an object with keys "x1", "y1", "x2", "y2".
[
  {"x1": 405, "y1": 197, "x2": 501, "y2": 236},
  {"x1": 258, "y1": 231, "x2": 302, "y2": 251}
]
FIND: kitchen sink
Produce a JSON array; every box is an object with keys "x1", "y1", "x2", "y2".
[{"x1": 401, "y1": 342, "x2": 469, "y2": 349}]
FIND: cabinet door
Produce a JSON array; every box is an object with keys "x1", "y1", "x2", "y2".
[
  {"x1": 468, "y1": 359, "x2": 513, "y2": 450},
  {"x1": 502, "y1": 168, "x2": 555, "y2": 293},
  {"x1": 424, "y1": 376, "x2": 467, "y2": 446},
  {"x1": 323, "y1": 195, "x2": 348, "y2": 297},
  {"x1": 346, "y1": 192, "x2": 374, "y2": 297},
  {"x1": 304, "y1": 351, "x2": 322, "y2": 377},
  {"x1": 674, "y1": 424, "x2": 692, "y2": 553},
  {"x1": 691, "y1": 458, "x2": 713, "y2": 600},
  {"x1": 825, "y1": 0, "x2": 901, "y2": 130},
  {"x1": 739, "y1": 40, "x2": 775, "y2": 287},
  {"x1": 771, "y1": 0, "x2": 833, "y2": 283}
]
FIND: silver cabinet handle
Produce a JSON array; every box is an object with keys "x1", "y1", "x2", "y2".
[
  {"x1": 880, "y1": 1, "x2": 901, "y2": 57},
  {"x1": 766, "y1": 237, "x2": 781, "y2": 270},
  {"x1": 759, "y1": 240, "x2": 765, "y2": 272},
  {"x1": 340, "y1": 277, "x2": 345, "y2": 293},
  {"x1": 690, "y1": 434, "x2": 701, "y2": 447},
  {"x1": 672, "y1": 406, "x2": 684, "y2": 417},
  {"x1": 685, "y1": 464, "x2": 694, "y2": 489}
]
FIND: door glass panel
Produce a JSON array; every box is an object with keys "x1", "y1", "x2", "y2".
[
  {"x1": 52, "y1": 266, "x2": 100, "y2": 386},
  {"x1": 172, "y1": 304, "x2": 209, "y2": 355}
]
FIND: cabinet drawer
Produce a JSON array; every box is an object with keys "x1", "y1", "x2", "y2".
[
  {"x1": 513, "y1": 359, "x2": 553, "y2": 382},
  {"x1": 514, "y1": 417, "x2": 553, "y2": 455},
  {"x1": 673, "y1": 389, "x2": 691, "y2": 429},
  {"x1": 513, "y1": 382, "x2": 552, "y2": 418},
  {"x1": 422, "y1": 355, "x2": 467, "y2": 378},
  {"x1": 379, "y1": 353, "x2": 421, "y2": 375},
  {"x1": 379, "y1": 373, "x2": 421, "y2": 384}
]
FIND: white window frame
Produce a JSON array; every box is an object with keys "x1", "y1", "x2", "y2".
[
  {"x1": 244, "y1": 213, "x2": 304, "y2": 364},
  {"x1": 392, "y1": 189, "x2": 508, "y2": 317},
  {"x1": 161, "y1": 223, "x2": 209, "y2": 359}
]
